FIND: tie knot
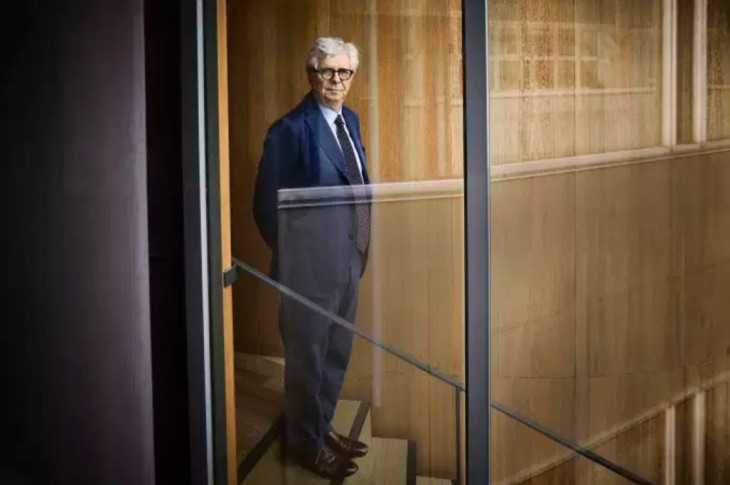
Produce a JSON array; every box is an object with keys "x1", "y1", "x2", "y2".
[{"x1": 335, "y1": 115, "x2": 344, "y2": 126}]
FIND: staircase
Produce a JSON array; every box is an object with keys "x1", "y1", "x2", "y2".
[
  {"x1": 234, "y1": 353, "x2": 286, "y2": 468},
  {"x1": 236, "y1": 353, "x2": 453, "y2": 485}
]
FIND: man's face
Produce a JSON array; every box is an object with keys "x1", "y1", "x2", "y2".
[{"x1": 308, "y1": 53, "x2": 354, "y2": 108}]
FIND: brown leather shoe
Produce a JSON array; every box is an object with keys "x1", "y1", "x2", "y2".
[
  {"x1": 326, "y1": 429, "x2": 369, "y2": 458},
  {"x1": 289, "y1": 444, "x2": 358, "y2": 480}
]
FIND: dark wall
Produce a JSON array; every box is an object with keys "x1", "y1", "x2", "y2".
[
  {"x1": 0, "y1": 1, "x2": 188, "y2": 483},
  {"x1": 145, "y1": 0, "x2": 191, "y2": 483}
]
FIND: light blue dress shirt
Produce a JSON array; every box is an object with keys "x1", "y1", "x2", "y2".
[{"x1": 318, "y1": 103, "x2": 363, "y2": 175}]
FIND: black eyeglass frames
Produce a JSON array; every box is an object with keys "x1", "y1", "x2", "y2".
[{"x1": 310, "y1": 68, "x2": 355, "y2": 81}]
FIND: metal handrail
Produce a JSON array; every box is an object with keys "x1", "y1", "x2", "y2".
[
  {"x1": 231, "y1": 257, "x2": 656, "y2": 485},
  {"x1": 492, "y1": 403, "x2": 655, "y2": 485},
  {"x1": 232, "y1": 257, "x2": 465, "y2": 391}
]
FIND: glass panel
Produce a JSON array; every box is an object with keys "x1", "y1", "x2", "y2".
[
  {"x1": 341, "y1": 341, "x2": 461, "y2": 483},
  {"x1": 489, "y1": 0, "x2": 664, "y2": 164},
  {"x1": 271, "y1": 182, "x2": 464, "y2": 481},
  {"x1": 234, "y1": 270, "x2": 460, "y2": 484},
  {"x1": 491, "y1": 408, "x2": 637, "y2": 484},
  {"x1": 707, "y1": 0, "x2": 730, "y2": 140},
  {"x1": 485, "y1": 1, "x2": 730, "y2": 483},
  {"x1": 491, "y1": 158, "x2": 730, "y2": 484},
  {"x1": 226, "y1": 1, "x2": 465, "y2": 482}
]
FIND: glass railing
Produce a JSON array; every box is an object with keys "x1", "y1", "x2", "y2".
[
  {"x1": 487, "y1": 1, "x2": 730, "y2": 483},
  {"x1": 222, "y1": 0, "x2": 730, "y2": 482},
  {"x1": 489, "y1": 144, "x2": 730, "y2": 485},
  {"x1": 231, "y1": 183, "x2": 656, "y2": 484},
  {"x1": 231, "y1": 257, "x2": 462, "y2": 484},
  {"x1": 231, "y1": 253, "x2": 656, "y2": 484},
  {"x1": 236, "y1": 180, "x2": 466, "y2": 483}
]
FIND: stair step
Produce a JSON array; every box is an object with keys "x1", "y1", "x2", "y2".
[
  {"x1": 235, "y1": 354, "x2": 286, "y2": 471},
  {"x1": 330, "y1": 399, "x2": 361, "y2": 439},
  {"x1": 415, "y1": 477, "x2": 453, "y2": 485},
  {"x1": 343, "y1": 437, "x2": 409, "y2": 485},
  {"x1": 235, "y1": 370, "x2": 284, "y2": 403},
  {"x1": 235, "y1": 352, "x2": 285, "y2": 380},
  {"x1": 241, "y1": 400, "x2": 363, "y2": 485},
  {"x1": 235, "y1": 394, "x2": 281, "y2": 464},
  {"x1": 240, "y1": 437, "x2": 330, "y2": 485},
  {"x1": 358, "y1": 406, "x2": 372, "y2": 445}
]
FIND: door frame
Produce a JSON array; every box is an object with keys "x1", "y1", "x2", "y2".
[
  {"x1": 184, "y1": 0, "x2": 493, "y2": 483},
  {"x1": 181, "y1": 0, "x2": 235, "y2": 484}
]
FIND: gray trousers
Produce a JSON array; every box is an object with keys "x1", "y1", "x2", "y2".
[{"x1": 278, "y1": 250, "x2": 362, "y2": 451}]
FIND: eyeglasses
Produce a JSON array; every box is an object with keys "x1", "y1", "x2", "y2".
[{"x1": 310, "y1": 68, "x2": 355, "y2": 81}]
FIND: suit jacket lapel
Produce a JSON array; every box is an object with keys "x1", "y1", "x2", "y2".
[{"x1": 302, "y1": 95, "x2": 350, "y2": 181}]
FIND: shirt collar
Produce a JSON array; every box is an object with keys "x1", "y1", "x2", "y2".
[{"x1": 318, "y1": 102, "x2": 342, "y2": 126}]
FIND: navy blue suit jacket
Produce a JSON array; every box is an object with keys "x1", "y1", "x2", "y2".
[{"x1": 253, "y1": 93, "x2": 370, "y2": 290}]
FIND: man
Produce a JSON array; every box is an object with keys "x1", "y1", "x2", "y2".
[{"x1": 253, "y1": 37, "x2": 371, "y2": 480}]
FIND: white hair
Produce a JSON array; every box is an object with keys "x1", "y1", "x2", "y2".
[{"x1": 306, "y1": 37, "x2": 360, "y2": 72}]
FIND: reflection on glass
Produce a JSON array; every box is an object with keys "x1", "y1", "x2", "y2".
[
  {"x1": 490, "y1": 408, "x2": 637, "y2": 485},
  {"x1": 489, "y1": 0, "x2": 663, "y2": 164},
  {"x1": 266, "y1": 175, "x2": 470, "y2": 482},
  {"x1": 490, "y1": 2, "x2": 730, "y2": 485},
  {"x1": 231, "y1": 2, "x2": 466, "y2": 482},
  {"x1": 237, "y1": 267, "x2": 462, "y2": 485}
]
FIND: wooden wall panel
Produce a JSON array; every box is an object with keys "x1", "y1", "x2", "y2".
[
  {"x1": 226, "y1": 0, "x2": 730, "y2": 480},
  {"x1": 227, "y1": 2, "x2": 465, "y2": 477},
  {"x1": 227, "y1": 145, "x2": 730, "y2": 481},
  {"x1": 675, "y1": 398, "x2": 693, "y2": 485},
  {"x1": 706, "y1": 382, "x2": 730, "y2": 484},
  {"x1": 491, "y1": 174, "x2": 576, "y2": 331},
  {"x1": 677, "y1": 0, "x2": 695, "y2": 144},
  {"x1": 228, "y1": 0, "x2": 463, "y2": 357},
  {"x1": 340, "y1": 193, "x2": 464, "y2": 479},
  {"x1": 490, "y1": 149, "x2": 730, "y2": 484},
  {"x1": 489, "y1": 0, "x2": 663, "y2": 165},
  {"x1": 575, "y1": 415, "x2": 664, "y2": 484},
  {"x1": 492, "y1": 406, "x2": 577, "y2": 485},
  {"x1": 708, "y1": 0, "x2": 730, "y2": 140}
]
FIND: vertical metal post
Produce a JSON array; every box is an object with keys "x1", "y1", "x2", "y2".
[
  {"x1": 455, "y1": 388, "x2": 462, "y2": 485},
  {"x1": 181, "y1": 0, "x2": 214, "y2": 482},
  {"x1": 201, "y1": 0, "x2": 231, "y2": 482},
  {"x1": 464, "y1": 0, "x2": 491, "y2": 483}
]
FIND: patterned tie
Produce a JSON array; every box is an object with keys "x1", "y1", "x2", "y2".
[{"x1": 334, "y1": 115, "x2": 370, "y2": 255}]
